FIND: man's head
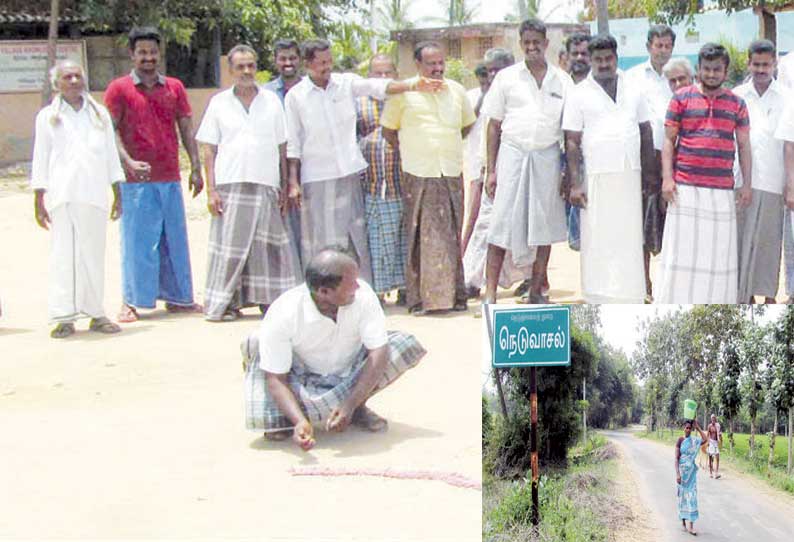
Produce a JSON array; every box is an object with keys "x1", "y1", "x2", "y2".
[
  {"x1": 646, "y1": 24, "x2": 676, "y2": 70},
  {"x1": 368, "y1": 54, "x2": 397, "y2": 79},
  {"x1": 227, "y1": 44, "x2": 258, "y2": 89},
  {"x1": 474, "y1": 62, "x2": 489, "y2": 91},
  {"x1": 565, "y1": 33, "x2": 591, "y2": 79},
  {"x1": 302, "y1": 39, "x2": 333, "y2": 86},
  {"x1": 305, "y1": 247, "x2": 360, "y2": 308},
  {"x1": 710, "y1": 414, "x2": 717, "y2": 423},
  {"x1": 683, "y1": 420, "x2": 693, "y2": 437},
  {"x1": 50, "y1": 60, "x2": 86, "y2": 101},
  {"x1": 518, "y1": 18, "x2": 548, "y2": 67},
  {"x1": 662, "y1": 57, "x2": 694, "y2": 92},
  {"x1": 414, "y1": 41, "x2": 445, "y2": 80},
  {"x1": 588, "y1": 33, "x2": 618, "y2": 83},
  {"x1": 697, "y1": 43, "x2": 730, "y2": 91},
  {"x1": 128, "y1": 27, "x2": 161, "y2": 74},
  {"x1": 484, "y1": 48, "x2": 515, "y2": 84},
  {"x1": 274, "y1": 39, "x2": 300, "y2": 80},
  {"x1": 747, "y1": 39, "x2": 777, "y2": 88}
]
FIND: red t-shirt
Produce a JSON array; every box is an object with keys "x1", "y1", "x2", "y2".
[{"x1": 104, "y1": 74, "x2": 192, "y2": 182}]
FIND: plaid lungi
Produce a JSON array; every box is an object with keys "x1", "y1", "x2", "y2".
[
  {"x1": 300, "y1": 173, "x2": 373, "y2": 284},
  {"x1": 204, "y1": 183, "x2": 301, "y2": 320},
  {"x1": 243, "y1": 331, "x2": 426, "y2": 431},
  {"x1": 656, "y1": 184, "x2": 738, "y2": 304},
  {"x1": 365, "y1": 194, "x2": 406, "y2": 294},
  {"x1": 737, "y1": 188, "x2": 783, "y2": 301}
]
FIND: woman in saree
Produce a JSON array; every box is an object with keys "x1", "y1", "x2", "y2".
[{"x1": 676, "y1": 418, "x2": 708, "y2": 535}]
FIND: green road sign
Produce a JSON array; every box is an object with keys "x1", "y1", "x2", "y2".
[{"x1": 491, "y1": 306, "x2": 571, "y2": 367}]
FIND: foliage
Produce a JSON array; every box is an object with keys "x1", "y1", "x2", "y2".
[
  {"x1": 375, "y1": 0, "x2": 416, "y2": 32},
  {"x1": 717, "y1": 37, "x2": 748, "y2": 87},
  {"x1": 504, "y1": 0, "x2": 563, "y2": 22},
  {"x1": 646, "y1": 1, "x2": 792, "y2": 26},
  {"x1": 444, "y1": 58, "x2": 473, "y2": 84},
  {"x1": 431, "y1": 0, "x2": 479, "y2": 26},
  {"x1": 582, "y1": 0, "x2": 650, "y2": 21},
  {"x1": 483, "y1": 395, "x2": 493, "y2": 450}
]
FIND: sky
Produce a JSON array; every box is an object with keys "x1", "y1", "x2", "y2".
[{"x1": 407, "y1": 0, "x2": 584, "y2": 26}]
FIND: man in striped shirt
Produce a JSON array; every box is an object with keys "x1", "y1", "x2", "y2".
[{"x1": 657, "y1": 43, "x2": 753, "y2": 303}]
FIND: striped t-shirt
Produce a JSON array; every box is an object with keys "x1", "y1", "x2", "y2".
[{"x1": 665, "y1": 85, "x2": 750, "y2": 189}]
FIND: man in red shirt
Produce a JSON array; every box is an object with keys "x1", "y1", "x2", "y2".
[{"x1": 104, "y1": 27, "x2": 203, "y2": 322}]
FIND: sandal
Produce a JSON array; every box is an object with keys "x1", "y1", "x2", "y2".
[
  {"x1": 264, "y1": 429, "x2": 291, "y2": 442},
  {"x1": 513, "y1": 279, "x2": 531, "y2": 297},
  {"x1": 117, "y1": 304, "x2": 139, "y2": 323},
  {"x1": 408, "y1": 303, "x2": 426, "y2": 316},
  {"x1": 165, "y1": 302, "x2": 203, "y2": 314},
  {"x1": 89, "y1": 317, "x2": 121, "y2": 334},
  {"x1": 50, "y1": 323, "x2": 75, "y2": 339},
  {"x1": 352, "y1": 405, "x2": 388, "y2": 432},
  {"x1": 220, "y1": 309, "x2": 242, "y2": 322},
  {"x1": 452, "y1": 301, "x2": 468, "y2": 312}
]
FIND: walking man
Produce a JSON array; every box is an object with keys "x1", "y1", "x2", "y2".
[
  {"x1": 734, "y1": 40, "x2": 788, "y2": 304},
  {"x1": 196, "y1": 45, "x2": 301, "y2": 321},
  {"x1": 657, "y1": 43, "x2": 752, "y2": 304},
  {"x1": 707, "y1": 414, "x2": 723, "y2": 479},
  {"x1": 381, "y1": 41, "x2": 477, "y2": 315},
  {"x1": 563, "y1": 34, "x2": 656, "y2": 303},
  {"x1": 32, "y1": 61, "x2": 124, "y2": 338},
  {"x1": 104, "y1": 27, "x2": 203, "y2": 322},
  {"x1": 481, "y1": 19, "x2": 572, "y2": 305}
]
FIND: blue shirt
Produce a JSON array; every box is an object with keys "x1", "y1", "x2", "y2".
[{"x1": 263, "y1": 76, "x2": 302, "y2": 104}]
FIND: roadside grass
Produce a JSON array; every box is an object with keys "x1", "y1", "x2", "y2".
[
  {"x1": 483, "y1": 434, "x2": 625, "y2": 542},
  {"x1": 636, "y1": 430, "x2": 794, "y2": 495}
]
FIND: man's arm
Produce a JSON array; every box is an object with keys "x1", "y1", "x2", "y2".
[
  {"x1": 675, "y1": 439, "x2": 682, "y2": 484},
  {"x1": 461, "y1": 175, "x2": 483, "y2": 254},
  {"x1": 382, "y1": 127, "x2": 399, "y2": 150},
  {"x1": 202, "y1": 144, "x2": 221, "y2": 215},
  {"x1": 785, "y1": 142, "x2": 794, "y2": 210},
  {"x1": 735, "y1": 128, "x2": 752, "y2": 208},
  {"x1": 661, "y1": 125, "x2": 679, "y2": 204},
  {"x1": 327, "y1": 344, "x2": 389, "y2": 431},
  {"x1": 287, "y1": 158, "x2": 302, "y2": 210},
  {"x1": 176, "y1": 116, "x2": 203, "y2": 197},
  {"x1": 264, "y1": 372, "x2": 315, "y2": 450},
  {"x1": 484, "y1": 118, "x2": 502, "y2": 198},
  {"x1": 565, "y1": 130, "x2": 586, "y2": 209},
  {"x1": 639, "y1": 121, "x2": 658, "y2": 196},
  {"x1": 461, "y1": 122, "x2": 474, "y2": 140}
]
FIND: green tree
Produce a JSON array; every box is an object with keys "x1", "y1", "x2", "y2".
[
  {"x1": 503, "y1": 0, "x2": 562, "y2": 22},
  {"x1": 719, "y1": 338, "x2": 743, "y2": 452},
  {"x1": 375, "y1": 0, "x2": 416, "y2": 32},
  {"x1": 433, "y1": 0, "x2": 479, "y2": 26},
  {"x1": 647, "y1": 1, "x2": 791, "y2": 25},
  {"x1": 772, "y1": 306, "x2": 794, "y2": 475},
  {"x1": 582, "y1": 0, "x2": 649, "y2": 21},
  {"x1": 739, "y1": 314, "x2": 770, "y2": 459}
]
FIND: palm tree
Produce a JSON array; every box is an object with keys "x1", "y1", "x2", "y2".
[
  {"x1": 430, "y1": 0, "x2": 478, "y2": 27},
  {"x1": 504, "y1": 0, "x2": 562, "y2": 22},
  {"x1": 375, "y1": 0, "x2": 415, "y2": 32}
]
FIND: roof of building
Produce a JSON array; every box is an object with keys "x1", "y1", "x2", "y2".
[{"x1": 0, "y1": 1, "x2": 86, "y2": 25}]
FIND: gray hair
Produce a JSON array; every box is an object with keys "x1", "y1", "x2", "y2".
[
  {"x1": 304, "y1": 246, "x2": 358, "y2": 293},
  {"x1": 662, "y1": 57, "x2": 694, "y2": 78},
  {"x1": 49, "y1": 59, "x2": 86, "y2": 92},
  {"x1": 484, "y1": 47, "x2": 515, "y2": 65},
  {"x1": 48, "y1": 60, "x2": 106, "y2": 129},
  {"x1": 227, "y1": 44, "x2": 258, "y2": 64}
]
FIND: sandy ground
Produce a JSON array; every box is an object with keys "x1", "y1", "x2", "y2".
[{"x1": 0, "y1": 180, "x2": 481, "y2": 541}]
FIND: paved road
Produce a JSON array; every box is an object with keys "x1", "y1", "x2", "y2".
[{"x1": 603, "y1": 430, "x2": 794, "y2": 542}]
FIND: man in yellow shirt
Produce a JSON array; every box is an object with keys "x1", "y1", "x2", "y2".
[{"x1": 381, "y1": 41, "x2": 477, "y2": 315}]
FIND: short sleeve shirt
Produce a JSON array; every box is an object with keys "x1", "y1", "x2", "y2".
[
  {"x1": 104, "y1": 72, "x2": 192, "y2": 182},
  {"x1": 665, "y1": 84, "x2": 749, "y2": 190},
  {"x1": 258, "y1": 280, "x2": 388, "y2": 377}
]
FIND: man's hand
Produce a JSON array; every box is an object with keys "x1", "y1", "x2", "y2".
[
  {"x1": 661, "y1": 177, "x2": 677, "y2": 205},
  {"x1": 736, "y1": 184, "x2": 752, "y2": 209},
  {"x1": 207, "y1": 189, "x2": 223, "y2": 216},
  {"x1": 189, "y1": 167, "x2": 204, "y2": 198},
  {"x1": 677, "y1": 474, "x2": 682, "y2": 485},
  {"x1": 293, "y1": 420, "x2": 315, "y2": 451},
  {"x1": 110, "y1": 197, "x2": 123, "y2": 221},
  {"x1": 287, "y1": 180, "x2": 302, "y2": 210},
  {"x1": 34, "y1": 198, "x2": 50, "y2": 230},
  {"x1": 326, "y1": 403, "x2": 354, "y2": 432},
  {"x1": 414, "y1": 78, "x2": 446, "y2": 93},
  {"x1": 569, "y1": 185, "x2": 587, "y2": 209},
  {"x1": 485, "y1": 171, "x2": 497, "y2": 199},
  {"x1": 128, "y1": 160, "x2": 151, "y2": 182}
]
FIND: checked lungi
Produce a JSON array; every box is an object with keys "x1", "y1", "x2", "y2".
[
  {"x1": 737, "y1": 188, "x2": 783, "y2": 301},
  {"x1": 656, "y1": 184, "x2": 738, "y2": 304},
  {"x1": 120, "y1": 181, "x2": 195, "y2": 308},
  {"x1": 300, "y1": 173, "x2": 372, "y2": 284},
  {"x1": 365, "y1": 195, "x2": 406, "y2": 294},
  {"x1": 402, "y1": 173, "x2": 466, "y2": 311},
  {"x1": 243, "y1": 330, "x2": 426, "y2": 431},
  {"x1": 204, "y1": 183, "x2": 301, "y2": 320}
]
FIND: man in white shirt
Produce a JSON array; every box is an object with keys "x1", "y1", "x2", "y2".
[
  {"x1": 734, "y1": 40, "x2": 789, "y2": 304},
  {"x1": 563, "y1": 34, "x2": 656, "y2": 303},
  {"x1": 626, "y1": 24, "x2": 676, "y2": 302},
  {"x1": 31, "y1": 61, "x2": 124, "y2": 338},
  {"x1": 196, "y1": 45, "x2": 301, "y2": 322},
  {"x1": 285, "y1": 39, "x2": 441, "y2": 284},
  {"x1": 776, "y1": 77, "x2": 794, "y2": 304},
  {"x1": 242, "y1": 247, "x2": 426, "y2": 450},
  {"x1": 482, "y1": 18, "x2": 572, "y2": 305},
  {"x1": 776, "y1": 50, "x2": 794, "y2": 303}
]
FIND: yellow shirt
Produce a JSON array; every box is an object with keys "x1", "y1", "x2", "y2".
[{"x1": 380, "y1": 77, "x2": 476, "y2": 178}]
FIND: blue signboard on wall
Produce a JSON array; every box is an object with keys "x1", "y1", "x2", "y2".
[{"x1": 490, "y1": 306, "x2": 571, "y2": 368}]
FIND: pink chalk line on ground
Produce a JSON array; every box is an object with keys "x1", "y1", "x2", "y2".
[{"x1": 289, "y1": 466, "x2": 482, "y2": 490}]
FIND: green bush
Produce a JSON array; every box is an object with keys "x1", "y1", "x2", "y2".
[{"x1": 445, "y1": 58, "x2": 473, "y2": 85}]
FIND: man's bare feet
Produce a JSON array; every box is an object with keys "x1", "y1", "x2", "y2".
[
  {"x1": 352, "y1": 405, "x2": 388, "y2": 432},
  {"x1": 117, "y1": 304, "x2": 139, "y2": 323}
]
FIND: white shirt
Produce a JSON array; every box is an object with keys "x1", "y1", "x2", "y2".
[
  {"x1": 626, "y1": 59, "x2": 672, "y2": 151},
  {"x1": 778, "y1": 52, "x2": 794, "y2": 90},
  {"x1": 481, "y1": 62, "x2": 571, "y2": 152},
  {"x1": 464, "y1": 87, "x2": 485, "y2": 182},
  {"x1": 733, "y1": 80, "x2": 789, "y2": 194},
  {"x1": 776, "y1": 100, "x2": 794, "y2": 143},
  {"x1": 562, "y1": 72, "x2": 651, "y2": 175},
  {"x1": 195, "y1": 86, "x2": 286, "y2": 188},
  {"x1": 285, "y1": 73, "x2": 391, "y2": 183},
  {"x1": 258, "y1": 280, "x2": 388, "y2": 377},
  {"x1": 31, "y1": 96, "x2": 124, "y2": 211}
]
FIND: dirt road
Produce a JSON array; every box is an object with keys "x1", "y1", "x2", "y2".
[
  {"x1": 0, "y1": 185, "x2": 481, "y2": 541},
  {"x1": 604, "y1": 429, "x2": 794, "y2": 541}
]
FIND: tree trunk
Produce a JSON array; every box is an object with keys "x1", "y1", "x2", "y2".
[
  {"x1": 769, "y1": 412, "x2": 777, "y2": 472},
  {"x1": 596, "y1": 0, "x2": 609, "y2": 34},
  {"x1": 42, "y1": 0, "x2": 60, "y2": 106},
  {"x1": 788, "y1": 406, "x2": 793, "y2": 475},
  {"x1": 728, "y1": 418, "x2": 735, "y2": 453},
  {"x1": 582, "y1": 376, "x2": 587, "y2": 442},
  {"x1": 749, "y1": 415, "x2": 756, "y2": 459}
]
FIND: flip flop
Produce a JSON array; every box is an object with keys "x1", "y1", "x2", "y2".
[
  {"x1": 352, "y1": 406, "x2": 388, "y2": 432},
  {"x1": 117, "y1": 305, "x2": 139, "y2": 323},
  {"x1": 220, "y1": 309, "x2": 242, "y2": 322},
  {"x1": 50, "y1": 323, "x2": 75, "y2": 339},
  {"x1": 452, "y1": 301, "x2": 468, "y2": 312},
  {"x1": 408, "y1": 303, "x2": 426, "y2": 316},
  {"x1": 89, "y1": 317, "x2": 121, "y2": 334},
  {"x1": 165, "y1": 302, "x2": 203, "y2": 314}
]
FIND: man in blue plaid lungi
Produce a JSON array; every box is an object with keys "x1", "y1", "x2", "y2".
[{"x1": 243, "y1": 247, "x2": 426, "y2": 450}]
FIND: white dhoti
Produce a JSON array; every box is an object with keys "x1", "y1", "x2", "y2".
[
  {"x1": 487, "y1": 141, "x2": 566, "y2": 267},
  {"x1": 580, "y1": 169, "x2": 645, "y2": 303},
  {"x1": 656, "y1": 184, "x2": 738, "y2": 304},
  {"x1": 49, "y1": 203, "x2": 108, "y2": 323}
]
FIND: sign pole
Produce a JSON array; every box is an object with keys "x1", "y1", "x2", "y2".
[{"x1": 530, "y1": 366, "x2": 539, "y2": 526}]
